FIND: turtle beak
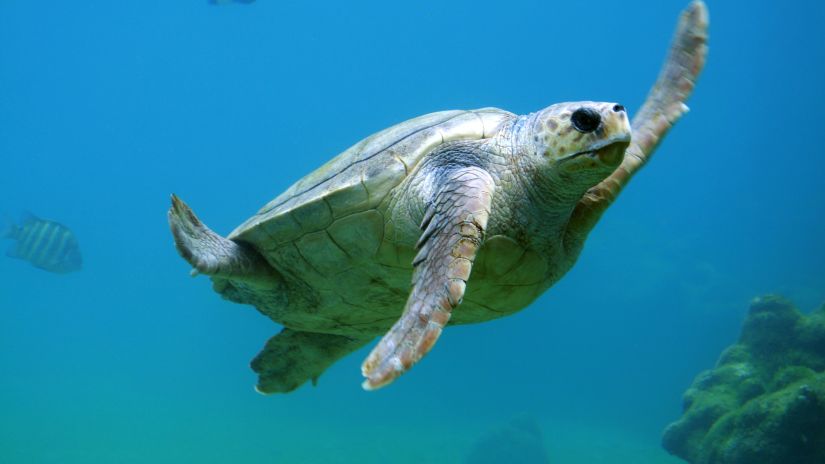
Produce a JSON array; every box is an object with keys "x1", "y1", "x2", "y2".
[
  {"x1": 593, "y1": 139, "x2": 630, "y2": 166},
  {"x1": 557, "y1": 134, "x2": 631, "y2": 166}
]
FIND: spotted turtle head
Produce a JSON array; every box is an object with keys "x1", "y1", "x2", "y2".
[{"x1": 529, "y1": 101, "x2": 631, "y2": 172}]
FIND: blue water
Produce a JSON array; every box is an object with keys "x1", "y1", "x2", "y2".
[{"x1": 1, "y1": 1, "x2": 823, "y2": 463}]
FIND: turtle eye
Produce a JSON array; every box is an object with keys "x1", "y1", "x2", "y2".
[{"x1": 571, "y1": 107, "x2": 601, "y2": 133}]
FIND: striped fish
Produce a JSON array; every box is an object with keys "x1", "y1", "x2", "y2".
[{"x1": 2, "y1": 214, "x2": 82, "y2": 274}]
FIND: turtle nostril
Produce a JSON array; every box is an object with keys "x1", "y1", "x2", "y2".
[
  {"x1": 571, "y1": 108, "x2": 601, "y2": 133},
  {"x1": 612, "y1": 104, "x2": 625, "y2": 113}
]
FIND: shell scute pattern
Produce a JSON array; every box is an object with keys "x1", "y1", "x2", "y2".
[
  {"x1": 326, "y1": 210, "x2": 384, "y2": 259},
  {"x1": 167, "y1": 0, "x2": 709, "y2": 392},
  {"x1": 265, "y1": 242, "x2": 324, "y2": 283},
  {"x1": 294, "y1": 230, "x2": 350, "y2": 277},
  {"x1": 324, "y1": 180, "x2": 370, "y2": 218},
  {"x1": 234, "y1": 110, "x2": 465, "y2": 227},
  {"x1": 231, "y1": 109, "x2": 514, "y2": 263},
  {"x1": 472, "y1": 235, "x2": 525, "y2": 278},
  {"x1": 291, "y1": 197, "x2": 333, "y2": 232}
]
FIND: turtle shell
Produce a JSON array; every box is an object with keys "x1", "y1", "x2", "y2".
[{"x1": 229, "y1": 108, "x2": 514, "y2": 259}]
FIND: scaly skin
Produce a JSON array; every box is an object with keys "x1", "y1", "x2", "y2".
[
  {"x1": 168, "y1": 194, "x2": 278, "y2": 286},
  {"x1": 362, "y1": 102, "x2": 631, "y2": 389},
  {"x1": 565, "y1": 0, "x2": 708, "y2": 254},
  {"x1": 168, "y1": 1, "x2": 708, "y2": 393}
]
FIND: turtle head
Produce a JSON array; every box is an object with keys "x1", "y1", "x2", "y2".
[{"x1": 528, "y1": 101, "x2": 631, "y2": 174}]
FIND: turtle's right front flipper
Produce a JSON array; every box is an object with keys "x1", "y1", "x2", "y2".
[
  {"x1": 361, "y1": 166, "x2": 495, "y2": 390},
  {"x1": 168, "y1": 194, "x2": 276, "y2": 285}
]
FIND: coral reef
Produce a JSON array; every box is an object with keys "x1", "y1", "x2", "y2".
[
  {"x1": 663, "y1": 295, "x2": 825, "y2": 463},
  {"x1": 464, "y1": 414, "x2": 551, "y2": 464}
]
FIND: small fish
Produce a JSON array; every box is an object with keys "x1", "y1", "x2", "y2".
[
  {"x1": 209, "y1": 0, "x2": 255, "y2": 5},
  {"x1": 2, "y1": 213, "x2": 82, "y2": 274}
]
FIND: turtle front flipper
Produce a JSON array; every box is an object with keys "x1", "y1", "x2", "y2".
[
  {"x1": 361, "y1": 166, "x2": 495, "y2": 390},
  {"x1": 565, "y1": 0, "x2": 708, "y2": 244},
  {"x1": 252, "y1": 329, "x2": 372, "y2": 394},
  {"x1": 168, "y1": 194, "x2": 276, "y2": 285}
]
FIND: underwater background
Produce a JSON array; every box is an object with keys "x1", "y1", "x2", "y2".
[{"x1": 1, "y1": 1, "x2": 823, "y2": 462}]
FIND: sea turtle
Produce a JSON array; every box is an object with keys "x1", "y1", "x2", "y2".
[{"x1": 169, "y1": 1, "x2": 708, "y2": 393}]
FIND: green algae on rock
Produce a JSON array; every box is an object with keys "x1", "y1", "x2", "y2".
[{"x1": 662, "y1": 295, "x2": 825, "y2": 464}]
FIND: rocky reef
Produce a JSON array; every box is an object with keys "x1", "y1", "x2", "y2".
[{"x1": 663, "y1": 295, "x2": 825, "y2": 464}]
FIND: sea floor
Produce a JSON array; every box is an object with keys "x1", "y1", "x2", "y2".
[
  {"x1": 2, "y1": 410, "x2": 683, "y2": 463},
  {"x1": 279, "y1": 421, "x2": 685, "y2": 464},
  {"x1": 541, "y1": 421, "x2": 683, "y2": 464}
]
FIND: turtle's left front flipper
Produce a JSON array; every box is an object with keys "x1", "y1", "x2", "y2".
[
  {"x1": 565, "y1": 0, "x2": 708, "y2": 246},
  {"x1": 361, "y1": 167, "x2": 495, "y2": 390}
]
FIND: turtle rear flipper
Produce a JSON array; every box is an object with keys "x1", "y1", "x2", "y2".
[
  {"x1": 252, "y1": 329, "x2": 372, "y2": 394},
  {"x1": 168, "y1": 194, "x2": 277, "y2": 285}
]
